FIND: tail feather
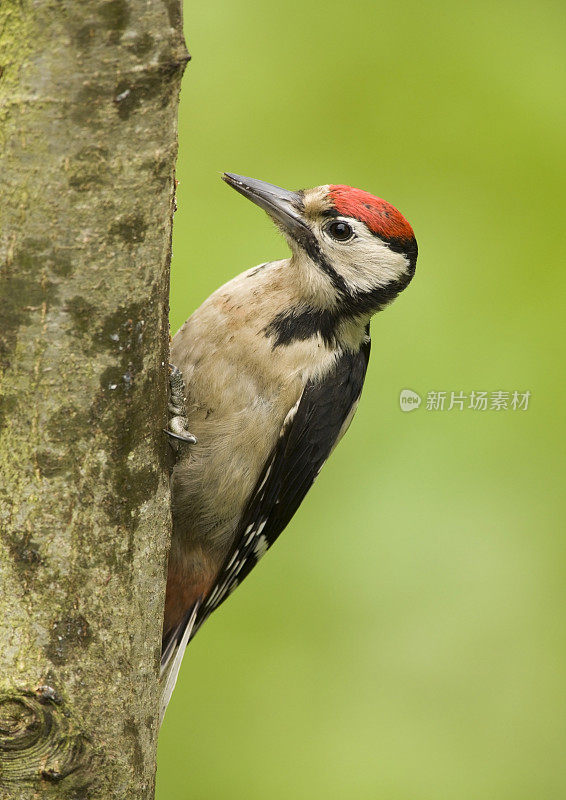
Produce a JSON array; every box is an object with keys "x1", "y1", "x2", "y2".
[{"x1": 159, "y1": 602, "x2": 200, "y2": 725}]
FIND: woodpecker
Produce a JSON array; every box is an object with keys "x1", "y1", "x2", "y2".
[{"x1": 160, "y1": 173, "x2": 417, "y2": 717}]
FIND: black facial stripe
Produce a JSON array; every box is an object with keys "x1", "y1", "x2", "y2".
[
  {"x1": 342, "y1": 271, "x2": 413, "y2": 317},
  {"x1": 296, "y1": 228, "x2": 351, "y2": 296},
  {"x1": 386, "y1": 236, "x2": 418, "y2": 276},
  {"x1": 294, "y1": 194, "x2": 352, "y2": 295},
  {"x1": 299, "y1": 229, "x2": 417, "y2": 310}
]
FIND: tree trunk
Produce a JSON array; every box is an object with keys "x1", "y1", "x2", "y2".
[{"x1": 0, "y1": 2, "x2": 188, "y2": 797}]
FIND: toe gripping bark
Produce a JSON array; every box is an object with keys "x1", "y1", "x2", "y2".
[{"x1": 165, "y1": 364, "x2": 197, "y2": 448}]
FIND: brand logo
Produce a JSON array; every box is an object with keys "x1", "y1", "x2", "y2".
[{"x1": 399, "y1": 389, "x2": 422, "y2": 412}]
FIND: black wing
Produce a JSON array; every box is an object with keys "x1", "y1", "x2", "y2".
[{"x1": 193, "y1": 338, "x2": 371, "y2": 637}]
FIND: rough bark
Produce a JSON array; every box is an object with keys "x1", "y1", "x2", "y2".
[{"x1": 0, "y1": 2, "x2": 188, "y2": 797}]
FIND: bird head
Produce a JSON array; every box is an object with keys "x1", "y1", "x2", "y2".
[{"x1": 223, "y1": 173, "x2": 417, "y2": 319}]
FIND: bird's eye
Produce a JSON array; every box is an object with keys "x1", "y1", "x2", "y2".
[{"x1": 326, "y1": 220, "x2": 354, "y2": 242}]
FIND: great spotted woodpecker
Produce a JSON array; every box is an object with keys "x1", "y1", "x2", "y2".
[{"x1": 160, "y1": 174, "x2": 417, "y2": 718}]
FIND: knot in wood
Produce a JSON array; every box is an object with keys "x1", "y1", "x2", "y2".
[{"x1": 0, "y1": 688, "x2": 89, "y2": 785}]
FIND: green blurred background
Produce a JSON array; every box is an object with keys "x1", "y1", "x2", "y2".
[{"x1": 157, "y1": 1, "x2": 566, "y2": 797}]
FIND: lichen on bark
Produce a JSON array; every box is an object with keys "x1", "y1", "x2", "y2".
[{"x1": 0, "y1": 1, "x2": 189, "y2": 797}]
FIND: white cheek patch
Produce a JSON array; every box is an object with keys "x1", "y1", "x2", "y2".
[{"x1": 315, "y1": 220, "x2": 410, "y2": 296}]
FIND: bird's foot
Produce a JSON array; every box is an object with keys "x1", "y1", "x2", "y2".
[{"x1": 165, "y1": 364, "x2": 197, "y2": 448}]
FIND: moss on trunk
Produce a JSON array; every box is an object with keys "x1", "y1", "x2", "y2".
[{"x1": 0, "y1": 1, "x2": 188, "y2": 796}]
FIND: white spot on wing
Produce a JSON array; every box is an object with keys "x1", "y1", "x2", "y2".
[
  {"x1": 282, "y1": 397, "x2": 301, "y2": 431},
  {"x1": 254, "y1": 534, "x2": 269, "y2": 559},
  {"x1": 256, "y1": 463, "x2": 273, "y2": 493}
]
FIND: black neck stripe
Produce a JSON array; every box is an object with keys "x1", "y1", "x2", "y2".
[
  {"x1": 265, "y1": 219, "x2": 417, "y2": 347},
  {"x1": 264, "y1": 244, "x2": 416, "y2": 348},
  {"x1": 264, "y1": 306, "x2": 339, "y2": 348}
]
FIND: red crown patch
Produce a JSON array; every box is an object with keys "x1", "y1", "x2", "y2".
[{"x1": 329, "y1": 185, "x2": 414, "y2": 242}]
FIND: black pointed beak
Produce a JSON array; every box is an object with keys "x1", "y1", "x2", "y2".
[{"x1": 222, "y1": 173, "x2": 309, "y2": 240}]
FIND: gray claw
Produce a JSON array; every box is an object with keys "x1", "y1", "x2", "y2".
[
  {"x1": 164, "y1": 429, "x2": 197, "y2": 444},
  {"x1": 167, "y1": 364, "x2": 197, "y2": 449}
]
